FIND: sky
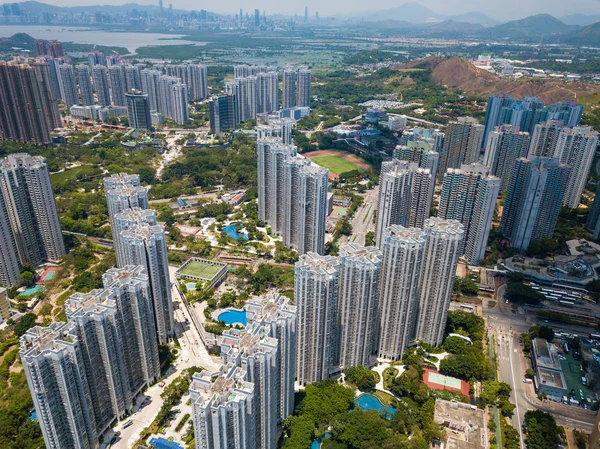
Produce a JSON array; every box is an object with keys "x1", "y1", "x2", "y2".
[{"x1": 18, "y1": 0, "x2": 600, "y2": 21}]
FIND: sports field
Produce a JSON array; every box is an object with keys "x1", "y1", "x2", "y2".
[
  {"x1": 305, "y1": 150, "x2": 371, "y2": 178},
  {"x1": 179, "y1": 260, "x2": 223, "y2": 280}
]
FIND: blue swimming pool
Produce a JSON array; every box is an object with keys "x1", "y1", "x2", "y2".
[
  {"x1": 29, "y1": 411, "x2": 37, "y2": 421},
  {"x1": 186, "y1": 282, "x2": 197, "y2": 290},
  {"x1": 310, "y1": 432, "x2": 331, "y2": 449},
  {"x1": 222, "y1": 224, "x2": 249, "y2": 241},
  {"x1": 355, "y1": 394, "x2": 396, "y2": 418},
  {"x1": 21, "y1": 285, "x2": 46, "y2": 297},
  {"x1": 218, "y1": 309, "x2": 247, "y2": 326}
]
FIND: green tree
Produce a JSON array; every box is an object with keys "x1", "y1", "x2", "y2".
[
  {"x1": 14, "y1": 313, "x2": 37, "y2": 337},
  {"x1": 345, "y1": 366, "x2": 376, "y2": 391}
]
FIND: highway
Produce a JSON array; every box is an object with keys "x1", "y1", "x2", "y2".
[
  {"x1": 483, "y1": 291, "x2": 597, "y2": 437},
  {"x1": 339, "y1": 185, "x2": 378, "y2": 246}
]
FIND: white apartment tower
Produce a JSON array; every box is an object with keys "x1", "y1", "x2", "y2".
[
  {"x1": 414, "y1": 218, "x2": 464, "y2": 346},
  {"x1": 119, "y1": 222, "x2": 174, "y2": 344},
  {"x1": 58, "y1": 64, "x2": 78, "y2": 108},
  {"x1": 374, "y1": 159, "x2": 432, "y2": 245},
  {"x1": 257, "y1": 71, "x2": 279, "y2": 114},
  {"x1": 296, "y1": 68, "x2": 311, "y2": 108},
  {"x1": 439, "y1": 117, "x2": 485, "y2": 176},
  {"x1": 377, "y1": 226, "x2": 426, "y2": 360},
  {"x1": 171, "y1": 82, "x2": 189, "y2": 125},
  {"x1": 483, "y1": 125, "x2": 531, "y2": 191},
  {"x1": 77, "y1": 64, "x2": 94, "y2": 106},
  {"x1": 336, "y1": 243, "x2": 382, "y2": 368},
  {"x1": 92, "y1": 65, "x2": 111, "y2": 107},
  {"x1": 104, "y1": 173, "x2": 149, "y2": 226},
  {"x1": 0, "y1": 154, "x2": 66, "y2": 266},
  {"x1": 295, "y1": 253, "x2": 340, "y2": 385},
  {"x1": 0, "y1": 189, "x2": 20, "y2": 286},
  {"x1": 282, "y1": 157, "x2": 329, "y2": 255},
  {"x1": 439, "y1": 163, "x2": 500, "y2": 264},
  {"x1": 108, "y1": 65, "x2": 127, "y2": 106},
  {"x1": 282, "y1": 69, "x2": 297, "y2": 109}
]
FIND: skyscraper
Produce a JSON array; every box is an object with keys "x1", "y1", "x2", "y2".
[
  {"x1": 140, "y1": 68, "x2": 161, "y2": 111},
  {"x1": 77, "y1": 64, "x2": 94, "y2": 106},
  {"x1": 554, "y1": 126, "x2": 599, "y2": 208},
  {"x1": 393, "y1": 140, "x2": 440, "y2": 183},
  {"x1": 439, "y1": 117, "x2": 485, "y2": 176},
  {"x1": 296, "y1": 68, "x2": 311, "y2": 108},
  {"x1": 414, "y1": 218, "x2": 464, "y2": 347},
  {"x1": 92, "y1": 65, "x2": 111, "y2": 107},
  {"x1": 336, "y1": 243, "x2": 382, "y2": 369},
  {"x1": 88, "y1": 50, "x2": 105, "y2": 67},
  {"x1": 0, "y1": 154, "x2": 65, "y2": 266},
  {"x1": 282, "y1": 69, "x2": 297, "y2": 109},
  {"x1": 104, "y1": 173, "x2": 148, "y2": 227},
  {"x1": 0, "y1": 287, "x2": 9, "y2": 323},
  {"x1": 226, "y1": 76, "x2": 258, "y2": 122},
  {"x1": 126, "y1": 89, "x2": 152, "y2": 130},
  {"x1": 282, "y1": 157, "x2": 329, "y2": 255},
  {"x1": 118, "y1": 222, "x2": 174, "y2": 344},
  {"x1": 295, "y1": 252, "x2": 339, "y2": 385},
  {"x1": 439, "y1": 164, "x2": 500, "y2": 264},
  {"x1": 209, "y1": 94, "x2": 236, "y2": 135},
  {"x1": 586, "y1": 183, "x2": 600, "y2": 240},
  {"x1": 171, "y1": 82, "x2": 189, "y2": 125},
  {"x1": 0, "y1": 189, "x2": 20, "y2": 287},
  {"x1": 254, "y1": 8, "x2": 260, "y2": 26},
  {"x1": 125, "y1": 65, "x2": 141, "y2": 91},
  {"x1": 47, "y1": 40, "x2": 64, "y2": 58},
  {"x1": 34, "y1": 39, "x2": 48, "y2": 56},
  {"x1": 189, "y1": 367, "x2": 255, "y2": 449},
  {"x1": 374, "y1": 159, "x2": 432, "y2": 245},
  {"x1": 257, "y1": 138, "x2": 297, "y2": 232},
  {"x1": 0, "y1": 60, "x2": 61, "y2": 144},
  {"x1": 113, "y1": 208, "x2": 157, "y2": 267},
  {"x1": 256, "y1": 118, "x2": 293, "y2": 144},
  {"x1": 500, "y1": 157, "x2": 571, "y2": 250},
  {"x1": 529, "y1": 120, "x2": 565, "y2": 158},
  {"x1": 377, "y1": 225, "x2": 426, "y2": 360},
  {"x1": 21, "y1": 323, "x2": 97, "y2": 449},
  {"x1": 108, "y1": 65, "x2": 127, "y2": 106},
  {"x1": 257, "y1": 71, "x2": 279, "y2": 114},
  {"x1": 59, "y1": 64, "x2": 78, "y2": 108},
  {"x1": 483, "y1": 125, "x2": 531, "y2": 191}
]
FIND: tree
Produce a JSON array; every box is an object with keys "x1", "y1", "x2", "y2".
[
  {"x1": 14, "y1": 313, "x2": 37, "y2": 337},
  {"x1": 443, "y1": 336, "x2": 469, "y2": 354},
  {"x1": 529, "y1": 325, "x2": 554, "y2": 342},
  {"x1": 365, "y1": 232, "x2": 375, "y2": 247},
  {"x1": 345, "y1": 366, "x2": 376, "y2": 391},
  {"x1": 524, "y1": 410, "x2": 565, "y2": 449},
  {"x1": 20, "y1": 271, "x2": 34, "y2": 287},
  {"x1": 505, "y1": 283, "x2": 545, "y2": 305}
]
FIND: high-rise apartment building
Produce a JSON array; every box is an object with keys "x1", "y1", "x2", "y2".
[
  {"x1": 483, "y1": 125, "x2": 531, "y2": 191},
  {"x1": 256, "y1": 118, "x2": 293, "y2": 144},
  {"x1": 118, "y1": 222, "x2": 174, "y2": 343},
  {"x1": 113, "y1": 208, "x2": 157, "y2": 266},
  {"x1": 295, "y1": 252, "x2": 340, "y2": 385},
  {"x1": 0, "y1": 60, "x2": 61, "y2": 144},
  {"x1": 393, "y1": 140, "x2": 440, "y2": 183},
  {"x1": 282, "y1": 157, "x2": 329, "y2": 255},
  {"x1": 374, "y1": 159, "x2": 432, "y2": 245},
  {"x1": 92, "y1": 65, "x2": 111, "y2": 107},
  {"x1": 47, "y1": 40, "x2": 64, "y2": 58},
  {"x1": 336, "y1": 244, "x2": 382, "y2": 369},
  {"x1": 124, "y1": 65, "x2": 141, "y2": 91},
  {"x1": 0, "y1": 154, "x2": 65, "y2": 266},
  {"x1": 0, "y1": 287, "x2": 9, "y2": 323},
  {"x1": 282, "y1": 69, "x2": 297, "y2": 109},
  {"x1": 439, "y1": 117, "x2": 484, "y2": 176},
  {"x1": 297, "y1": 68, "x2": 311, "y2": 108},
  {"x1": 34, "y1": 39, "x2": 48, "y2": 56},
  {"x1": 189, "y1": 367, "x2": 255, "y2": 449},
  {"x1": 126, "y1": 89, "x2": 152, "y2": 130},
  {"x1": 500, "y1": 157, "x2": 571, "y2": 250},
  {"x1": 414, "y1": 218, "x2": 464, "y2": 346},
  {"x1": 209, "y1": 94, "x2": 236, "y2": 135},
  {"x1": 438, "y1": 164, "x2": 500, "y2": 264},
  {"x1": 171, "y1": 82, "x2": 189, "y2": 125},
  {"x1": 245, "y1": 293, "x2": 297, "y2": 420},
  {"x1": 529, "y1": 120, "x2": 565, "y2": 158},
  {"x1": 21, "y1": 322, "x2": 97, "y2": 449},
  {"x1": 226, "y1": 76, "x2": 258, "y2": 122},
  {"x1": 257, "y1": 71, "x2": 279, "y2": 114},
  {"x1": 21, "y1": 265, "x2": 160, "y2": 449},
  {"x1": 555, "y1": 126, "x2": 599, "y2": 208},
  {"x1": 88, "y1": 50, "x2": 105, "y2": 67},
  {"x1": 77, "y1": 64, "x2": 94, "y2": 106},
  {"x1": 140, "y1": 68, "x2": 161, "y2": 111},
  {"x1": 108, "y1": 65, "x2": 127, "y2": 106},
  {"x1": 0, "y1": 182, "x2": 21, "y2": 287},
  {"x1": 59, "y1": 64, "x2": 78, "y2": 108},
  {"x1": 257, "y1": 138, "x2": 297, "y2": 232},
  {"x1": 104, "y1": 173, "x2": 148, "y2": 225},
  {"x1": 377, "y1": 225, "x2": 426, "y2": 360}
]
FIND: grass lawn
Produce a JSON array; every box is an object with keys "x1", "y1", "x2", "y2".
[
  {"x1": 180, "y1": 261, "x2": 223, "y2": 280},
  {"x1": 383, "y1": 367, "x2": 399, "y2": 390},
  {"x1": 310, "y1": 154, "x2": 365, "y2": 174},
  {"x1": 50, "y1": 166, "x2": 89, "y2": 184},
  {"x1": 373, "y1": 390, "x2": 397, "y2": 407}
]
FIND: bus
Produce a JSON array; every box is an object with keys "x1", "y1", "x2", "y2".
[
  {"x1": 559, "y1": 300, "x2": 575, "y2": 306},
  {"x1": 590, "y1": 334, "x2": 600, "y2": 341},
  {"x1": 460, "y1": 304, "x2": 475, "y2": 311},
  {"x1": 582, "y1": 295, "x2": 596, "y2": 304}
]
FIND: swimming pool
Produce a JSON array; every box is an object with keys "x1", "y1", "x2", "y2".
[
  {"x1": 186, "y1": 282, "x2": 197, "y2": 291},
  {"x1": 217, "y1": 309, "x2": 247, "y2": 326},
  {"x1": 29, "y1": 410, "x2": 37, "y2": 421},
  {"x1": 354, "y1": 394, "x2": 396, "y2": 418},
  {"x1": 310, "y1": 432, "x2": 331, "y2": 449},
  {"x1": 21, "y1": 285, "x2": 46, "y2": 297},
  {"x1": 222, "y1": 224, "x2": 249, "y2": 241}
]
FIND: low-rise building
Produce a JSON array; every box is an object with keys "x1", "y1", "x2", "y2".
[
  {"x1": 434, "y1": 399, "x2": 488, "y2": 449},
  {"x1": 531, "y1": 337, "x2": 568, "y2": 401}
]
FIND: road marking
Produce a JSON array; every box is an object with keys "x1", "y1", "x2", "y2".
[{"x1": 507, "y1": 337, "x2": 525, "y2": 449}]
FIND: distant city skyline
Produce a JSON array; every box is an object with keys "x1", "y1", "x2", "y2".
[{"x1": 8, "y1": 0, "x2": 600, "y2": 21}]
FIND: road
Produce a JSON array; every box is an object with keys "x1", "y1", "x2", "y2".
[
  {"x1": 109, "y1": 271, "x2": 219, "y2": 449},
  {"x1": 339, "y1": 186, "x2": 378, "y2": 246},
  {"x1": 483, "y1": 292, "x2": 596, "y2": 437}
]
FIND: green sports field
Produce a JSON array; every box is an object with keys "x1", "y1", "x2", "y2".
[
  {"x1": 179, "y1": 260, "x2": 224, "y2": 280},
  {"x1": 310, "y1": 155, "x2": 361, "y2": 174}
]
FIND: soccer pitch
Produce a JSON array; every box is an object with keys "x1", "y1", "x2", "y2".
[{"x1": 179, "y1": 260, "x2": 224, "y2": 280}]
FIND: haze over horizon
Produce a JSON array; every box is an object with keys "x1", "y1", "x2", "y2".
[{"x1": 5, "y1": 0, "x2": 600, "y2": 21}]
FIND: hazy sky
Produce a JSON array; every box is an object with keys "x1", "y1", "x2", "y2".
[{"x1": 28, "y1": 0, "x2": 600, "y2": 20}]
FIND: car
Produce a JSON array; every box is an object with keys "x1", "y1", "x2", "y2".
[
  {"x1": 159, "y1": 381, "x2": 166, "y2": 388},
  {"x1": 123, "y1": 419, "x2": 133, "y2": 429},
  {"x1": 110, "y1": 436, "x2": 117, "y2": 445}
]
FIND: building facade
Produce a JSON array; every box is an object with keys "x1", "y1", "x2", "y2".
[
  {"x1": 483, "y1": 124, "x2": 531, "y2": 191},
  {"x1": 439, "y1": 117, "x2": 484, "y2": 177}
]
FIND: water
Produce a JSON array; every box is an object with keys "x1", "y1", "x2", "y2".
[
  {"x1": 0, "y1": 25, "x2": 205, "y2": 53},
  {"x1": 21, "y1": 285, "x2": 45, "y2": 297},
  {"x1": 222, "y1": 224, "x2": 249, "y2": 241},
  {"x1": 217, "y1": 309, "x2": 247, "y2": 326},
  {"x1": 186, "y1": 282, "x2": 197, "y2": 291},
  {"x1": 29, "y1": 411, "x2": 37, "y2": 421},
  {"x1": 354, "y1": 394, "x2": 396, "y2": 419},
  {"x1": 311, "y1": 432, "x2": 331, "y2": 449}
]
